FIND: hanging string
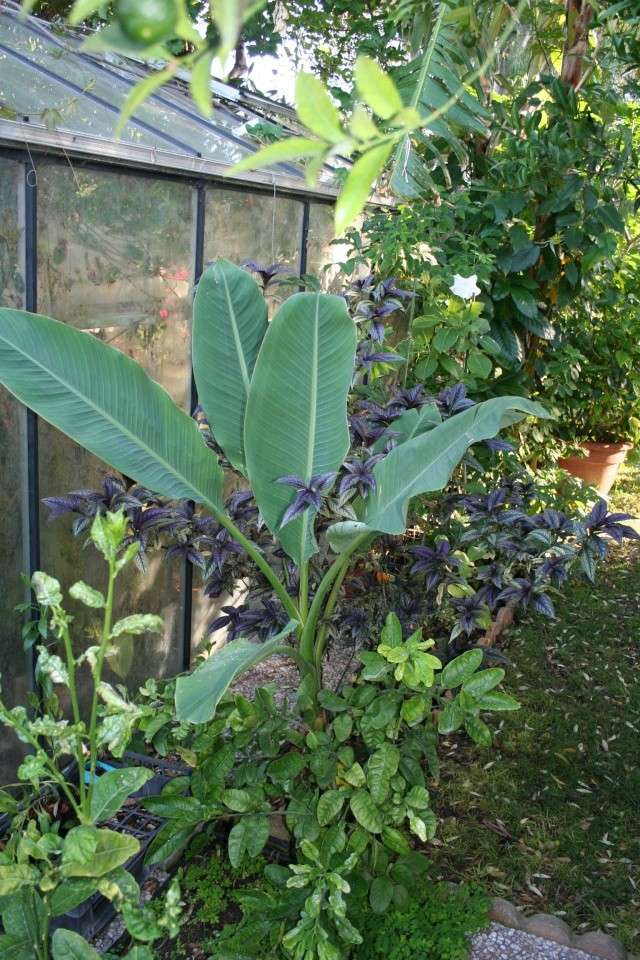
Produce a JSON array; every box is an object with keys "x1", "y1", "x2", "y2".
[
  {"x1": 23, "y1": 136, "x2": 37, "y2": 187},
  {"x1": 60, "y1": 143, "x2": 82, "y2": 191}
]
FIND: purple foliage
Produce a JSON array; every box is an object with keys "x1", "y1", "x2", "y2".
[
  {"x1": 241, "y1": 260, "x2": 291, "y2": 288},
  {"x1": 356, "y1": 342, "x2": 405, "y2": 371},
  {"x1": 339, "y1": 454, "x2": 386, "y2": 499},
  {"x1": 584, "y1": 499, "x2": 640, "y2": 543},
  {"x1": 411, "y1": 538, "x2": 460, "y2": 590},
  {"x1": 277, "y1": 472, "x2": 337, "y2": 526}
]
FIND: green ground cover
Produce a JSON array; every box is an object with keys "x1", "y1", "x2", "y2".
[
  {"x1": 155, "y1": 470, "x2": 640, "y2": 958},
  {"x1": 429, "y1": 468, "x2": 640, "y2": 952}
]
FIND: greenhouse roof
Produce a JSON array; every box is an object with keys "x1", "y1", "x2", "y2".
[{"x1": 0, "y1": 0, "x2": 340, "y2": 197}]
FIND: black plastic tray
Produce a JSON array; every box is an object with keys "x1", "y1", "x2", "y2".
[
  {"x1": 51, "y1": 792, "x2": 168, "y2": 940},
  {"x1": 123, "y1": 750, "x2": 192, "y2": 779}
]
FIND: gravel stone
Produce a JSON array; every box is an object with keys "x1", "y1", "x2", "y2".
[
  {"x1": 525, "y1": 914, "x2": 574, "y2": 946},
  {"x1": 470, "y1": 922, "x2": 603, "y2": 960},
  {"x1": 232, "y1": 646, "x2": 359, "y2": 704},
  {"x1": 489, "y1": 898, "x2": 522, "y2": 929},
  {"x1": 573, "y1": 932, "x2": 627, "y2": 960}
]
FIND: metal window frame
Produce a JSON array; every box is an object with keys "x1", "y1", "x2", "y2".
[
  {"x1": 181, "y1": 183, "x2": 206, "y2": 673},
  {"x1": 0, "y1": 121, "x2": 342, "y2": 199},
  {"x1": 22, "y1": 158, "x2": 40, "y2": 689},
  {"x1": 0, "y1": 37, "x2": 202, "y2": 158},
  {"x1": 1, "y1": 8, "x2": 306, "y2": 179}
]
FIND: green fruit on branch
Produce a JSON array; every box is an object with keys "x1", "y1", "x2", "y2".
[{"x1": 117, "y1": 0, "x2": 177, "y2": 45}]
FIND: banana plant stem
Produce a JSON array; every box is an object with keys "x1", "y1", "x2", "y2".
[
  {"x1": 299, "y1": 562, "x2": 309, "y2": 623},
  {"x1": 271, "y1": 644, "x2": 313, "y2": 678},
  {"x1": 313, "y1": 561, "x2": 351, "y2": 677},
  {"x1": 300, "y1": 532, "x2": 372, "y2": 675}
]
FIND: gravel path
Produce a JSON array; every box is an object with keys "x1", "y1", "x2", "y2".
[{"x1": 471, "y1": 924, "x2": 601, "y2": 960}]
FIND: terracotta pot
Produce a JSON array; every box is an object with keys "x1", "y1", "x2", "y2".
[{"x1": 558, "y1": 441, "x2": 632, "y2": 496}]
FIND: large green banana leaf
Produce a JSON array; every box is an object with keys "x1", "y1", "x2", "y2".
[
  {"x1": 244, "y1": 292, "x2": 356, "y2": 568},
  {"x1": 192, "y1": 259, "x2": 268, "y2": 474},
  {"x1": 175, "y1": 620, "x2": 298, "y2": 723},
  {"x1": 328, "y1": 397, "x2": 548, "y2": 549},
  {"x1": 0, "y1": 308, "x2": 223, "y2": 508}
]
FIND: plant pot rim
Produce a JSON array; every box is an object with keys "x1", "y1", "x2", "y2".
[{"x1": 564, "y1": 440, "x2": 633, "y2": 452}]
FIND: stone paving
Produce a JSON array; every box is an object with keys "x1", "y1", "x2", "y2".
[{"x1": 470, "y1": 924, "x2": 608, "y2": 960}]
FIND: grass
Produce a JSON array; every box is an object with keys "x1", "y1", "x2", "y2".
[{"x1": 428, "y1": 466, "x2": 640, "y2": 952}]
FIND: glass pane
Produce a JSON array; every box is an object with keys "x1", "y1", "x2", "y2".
[
  {"x1": 203, "y1": 188, "x2": 304, "y2": 308},
  {"x1": 0, "y1": 157, "x2": 29, "y2": 781},
  {"x1": 0, "y1": 12, "x2": 168, "y2": 149},
  {"x1": 0, "y1": 11, "x2": 253, "y2": 164},
  {"x1": 37, "y1": 163, "x2": 196, "y2": 693},
  {"x1": 306, "y1": 202, "x2": 351, "y2": 293}
]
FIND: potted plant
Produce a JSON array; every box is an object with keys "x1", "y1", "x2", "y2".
[{"x1": 537, "y1": 255, "x2": 640, "y2": 495}]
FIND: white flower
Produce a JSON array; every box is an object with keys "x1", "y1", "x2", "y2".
[{"x1": 449, "y1": 274, "x2": 480, "y2": 300}]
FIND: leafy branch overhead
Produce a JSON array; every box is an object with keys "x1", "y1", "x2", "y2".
[
  {"x1": 229, "y1": 47, "x2": 486, "y2": 234},
  {"x1": 28, "y1": 0, "x2": 525, "y2": 234},
  {"x1": 228, "y1": 1, "x2": 524, "y2": 231}
]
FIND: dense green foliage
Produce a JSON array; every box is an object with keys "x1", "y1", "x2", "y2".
[
  {"x1": 187, "y1": 854, "x2": 490, "y2": 960},
  {"x1": 0, "y1": 259, "x2": 545, "y2": 720},
  {"x1": 353, "y1": 882, "x2": 490, "y2": 960},
  {"x1": 0, "y1": 258, "x2": 547, "y2": 958},
  {"x1": 180, "y1": 838, "x2": 267, "y2": 928},
  {"x1": 0, "y1": 513, "x2": 182, "y2": 960},
  {"x1": 537, "y1": 238, "x2": 640, "y2": 449},
  {"x1": 6, "y1": 4, "x2": 640, "y2": 957}
]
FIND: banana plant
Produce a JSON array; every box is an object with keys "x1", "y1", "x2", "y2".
[{"x1": 0, "y1": 259, "x2": 548, "y2": 724}]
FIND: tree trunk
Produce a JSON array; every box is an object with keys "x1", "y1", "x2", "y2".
[
  {"x1": 229, "y1": 40, "x2": 249, "y2": 80},
  {"x1": 480, "y1": 601, "x2": 517, "y2": 647},
  {"x1": 560, "y1": 0, "x2": 593, "y2": 88}
]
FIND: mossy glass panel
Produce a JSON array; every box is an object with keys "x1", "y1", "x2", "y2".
[
  {"x1": 37, "y1": 163, "x2": 196, "y2": 694},
  {"x1": 0, "y1": 156, "x2": 29, "y2": 781}
]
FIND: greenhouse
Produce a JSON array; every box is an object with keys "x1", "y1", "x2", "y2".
[
  {"x1": 0, "y1": 0, "x2": 350, "y2": 780},
  {"x1": 0, "y1": 2, "x2": 638, "y2": 959}
]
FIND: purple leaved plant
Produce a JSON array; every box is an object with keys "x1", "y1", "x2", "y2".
[{"x1": 277, "y1": 472, "x2": 337, "y2": 527}]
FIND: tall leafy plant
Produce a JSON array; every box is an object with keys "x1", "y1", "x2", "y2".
[
  {"x1": 0, "y1": 258, "x2": 547, "y2": 725},
  {"x1": 0, "y1": 511, "x2": 182, "y2": 960}
]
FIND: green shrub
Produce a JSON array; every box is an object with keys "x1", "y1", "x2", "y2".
[
  {"x1": 353, "y1": 882, "x2": 490, "y2": 960},
  {"x1": 181, "y1": 835, "x2": 266, "y2": 927}
]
